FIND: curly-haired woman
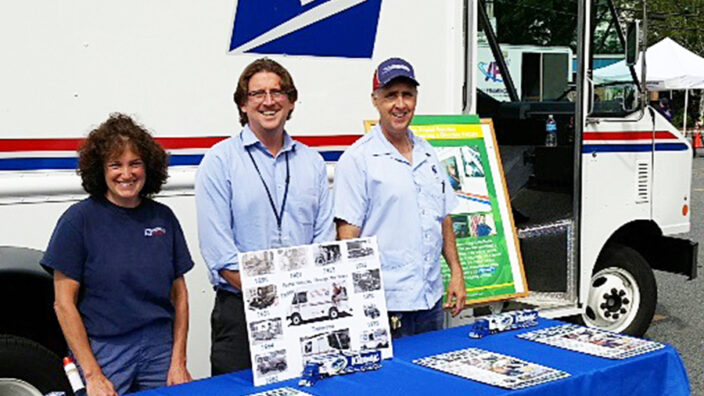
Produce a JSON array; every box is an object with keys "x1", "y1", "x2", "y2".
[{"x1": 41, "y1": 113, "x2": 193, "y2": 395}]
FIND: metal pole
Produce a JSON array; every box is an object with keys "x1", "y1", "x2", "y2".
[
  {"x1": 684, "y1": 89, "x2": 689, "y2": 133},
  {"x1": 573, "y1": 0, "x2": 590, "y2": 304}
]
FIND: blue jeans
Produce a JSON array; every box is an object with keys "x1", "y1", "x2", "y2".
[
  {"x1": 76, "y1": 320, "x2": 173, "y2": 395},
  {"x1": 388, "y1": 298, "x2": 444, "y2": 339}
]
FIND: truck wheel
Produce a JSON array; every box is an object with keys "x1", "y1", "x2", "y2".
[
  {"x1": 291, "y1": 313, "x2": 302, "y2": 326},
  {"x1": 0, "y1": 379, "x2": 43, "y2": 396},
  {"x1": 329, "y1": 307, "x2": 339, "y2": 319},
  {"x1": 581, "y1": 244, "x2": 656, "y2": 336},
  {"x1": 0, "y1": 335, "x2": 72, "y2": 395}
]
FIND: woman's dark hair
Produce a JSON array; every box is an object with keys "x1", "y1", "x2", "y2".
[
  {"x1": 233, "y1": 58, "x2": 298, "y2": 126},
  {"x1": 78, "y1": 113, "x2": 168, "y2": 198}
]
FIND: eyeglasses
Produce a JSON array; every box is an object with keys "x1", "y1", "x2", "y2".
[{"x1": 247, "y1": 89, "x2": 290, "y2": 102}]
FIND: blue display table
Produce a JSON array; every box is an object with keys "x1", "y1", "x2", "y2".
[{"x1": 134, "y1": 319, "x2": 690, "y2": 395}]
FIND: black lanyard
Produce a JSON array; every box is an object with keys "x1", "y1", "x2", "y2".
[{"x1": 246, "y1": 146, "x2": 290, "y2": 236}]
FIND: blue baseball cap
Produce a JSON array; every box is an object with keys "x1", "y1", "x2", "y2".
[{"x1": 372, "y1": 57, "x2": 419, "y2": 90}]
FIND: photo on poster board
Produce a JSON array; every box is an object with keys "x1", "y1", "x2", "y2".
[
  {"x1": 364, "y1": 115, "x2": 528, "y2": 305},
  {"x1": 239, "y1": 237, "x2": 393, "y2": 386}
]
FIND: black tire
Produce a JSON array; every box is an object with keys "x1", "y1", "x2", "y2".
[
  {"x1": 329, "y1": 307, "x2": 339, "y2": 320},
  {"x1": 580, "y1": 244, "x2": 657, "y2": 336},
  {"x1": 0, "y1": 335, "x2": 72, "y2": 395},
  {"x1": 291, "y1": 313, "x2": 302, "y2": 326}
]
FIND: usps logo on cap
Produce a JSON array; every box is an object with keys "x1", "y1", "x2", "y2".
[
  {"x1": 382, "y1": 64, "x2": 411, "y2": 73},
  {"x1": 230, "y1": 0, "x2": 383, "y2": 58},
  {"x1": 373, "y1": 57, "x2": 418, "y2": 90}
]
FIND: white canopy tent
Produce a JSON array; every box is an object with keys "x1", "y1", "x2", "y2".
[{"x1": 594, "y1": 37, "x2": 704, "y2": 132}]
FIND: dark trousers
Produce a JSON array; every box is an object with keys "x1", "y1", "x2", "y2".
[
  {"x1": 211, "y1": 290, "x2": 251, "y2": 376},
  {"x1": 389, "y1": 298, "x2": 444, "y2": 339}
]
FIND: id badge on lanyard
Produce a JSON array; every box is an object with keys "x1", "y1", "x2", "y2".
[
  {"x1": 247, "y1": 146, "x2": 291, "y2": 249},
  {"x1": 270, "y1": 230, "x2": 292, "y2": 248}
]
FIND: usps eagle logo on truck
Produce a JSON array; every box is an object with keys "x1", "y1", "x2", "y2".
[{"x1": 230, "y1": 0, "x2": 382, "y2": 58}]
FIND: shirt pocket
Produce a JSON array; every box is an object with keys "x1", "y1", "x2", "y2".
[
  {"x1": 421, "y1": 173, "x2": 447, "y2": 221},
  {"x1": 380, "y1": 249, "x2": 415, "y2": 292},
  {"x1": 287, "y1": 187, "x2": 318, "y2": 227}
]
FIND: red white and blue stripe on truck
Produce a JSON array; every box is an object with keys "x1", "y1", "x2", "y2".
[
  {"x1": 0, "y1": 131, "x2": 688, "y2": 171},
  {"x1": 582, "y1": 131, "x2": 688, "y2": 153},
  {"x1": 0, "y1": 135, "x2": 360, "y2": 171}
]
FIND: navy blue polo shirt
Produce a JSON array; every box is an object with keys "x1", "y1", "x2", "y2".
[{"x1": 42, "y1": 197, "x2": 194, "y2": 338}]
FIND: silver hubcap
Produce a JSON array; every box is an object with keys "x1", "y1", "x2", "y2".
[
  {"x1": 583, "y1": 266, "x2": 640, "y2": 332},
  {"x1": 0, "y1": 379, "x2": 43, "y2": 396}
]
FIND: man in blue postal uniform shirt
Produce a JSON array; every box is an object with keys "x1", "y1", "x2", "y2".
[
  {"x1": 196, "y1": 58, "x2": 335, "y2": 375},
  {"x1": 334, "y1": 58, "x2": 466, "y2": 337}
]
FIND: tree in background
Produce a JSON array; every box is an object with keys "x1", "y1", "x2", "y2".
[
  {"x1": 490, "y1": 0, "x2": 704, "y2": 57},
  {"x1": 623, "y1": 0, "x2": 704, "y2": 57},
  {"x1": 491, "y1": 0, "x2": 578, "y2": 48},
  {"x1": 616, "y1": 0, "x2": 704, "y2": 128}
]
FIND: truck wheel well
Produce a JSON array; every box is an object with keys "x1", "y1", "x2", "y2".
[
  {"x1": 0, "y1": 247, "x2": 67, "y2": 359},
  {"x1": 601, "y1": 220, "x2": 662, "y2": 269}
]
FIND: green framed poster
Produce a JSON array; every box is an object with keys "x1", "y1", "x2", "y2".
[{"x1": 409, "y1": 115, "x2": 528, "y2": 305}]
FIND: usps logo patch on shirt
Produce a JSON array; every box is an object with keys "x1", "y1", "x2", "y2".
[{"x1": 144, "y1": 227, "x2": 166, "y2": 237}]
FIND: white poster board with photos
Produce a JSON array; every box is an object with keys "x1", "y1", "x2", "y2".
[{"x1": 239, "y1": 237, "x2": 393, "y2": 386}]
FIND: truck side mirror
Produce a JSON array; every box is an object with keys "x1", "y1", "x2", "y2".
[
  {"x1": 587, "y1": 76, "x2": 595, "y2": 114},
  {"x1": 621, "y1": 85, "x2": 638, "y2": 113},
  {"x1": 625, "y1": 20, "x2": 640, "y2": 66}
]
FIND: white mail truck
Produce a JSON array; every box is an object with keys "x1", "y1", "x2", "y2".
[{"x1": 287, "y1": 284, "x2": 350, "y2": 325}]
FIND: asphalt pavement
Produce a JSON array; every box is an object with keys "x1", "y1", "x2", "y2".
[{"x1": 645, "y1": 155, "x2": 704, "y2": 395}]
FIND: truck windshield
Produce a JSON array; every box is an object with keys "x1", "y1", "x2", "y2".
[
  {"x1": 589, "y1": 0, "x2": 641, "y2": 116},
  {"x1": 478, "y1": 0, "x2": 639, "y2": 115},
  {"x1": 295, "y1": 292, "x2": 307, "y2": 304},
  {"x1": 478, "y1": 0, "x2": 578, "y2": 102}
]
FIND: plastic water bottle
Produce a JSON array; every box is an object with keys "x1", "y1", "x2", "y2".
[
  {"x1": 63, "y1": 357, "x2": 85, "y2": 393},
  {"x1": 545, "y1": 115, "x2": 557, "y2": 147}
]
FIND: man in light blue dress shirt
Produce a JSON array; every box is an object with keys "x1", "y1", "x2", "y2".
[
  {"x1": 195, "y1": 58, "x2": 334, "y2": 374},
  {"x1": 334, "y1": 58, "x2": 466, "y2": 337}
]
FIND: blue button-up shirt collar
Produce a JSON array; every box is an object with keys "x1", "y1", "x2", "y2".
[
  {"x1": 368, "y1": 126, "x2": 431, "y2": 170},
  {"x1": 240, "y1": 125, "x2": 296, "y2": 156}
]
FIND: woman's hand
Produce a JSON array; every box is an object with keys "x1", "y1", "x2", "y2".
[
  {"x1": 85, "y1": 373, "x2": 117, "y2": 396},
  {"x1": 167, "y1": 362, "x2": 193, "y2": 386},
  {"x1": 168, "y1": 276, "x2": 192, "y2": 386}
]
